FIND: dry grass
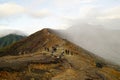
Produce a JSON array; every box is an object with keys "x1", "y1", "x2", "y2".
[
  {"x1": 52, "y1": 69, "x2": 79, "y2": 80},
  {"x1": 0, "y1": 28, "x2": 120, "y2": 80},
  {"x1": 100, "y1": 67, "x2": 120, "y2": 80}
]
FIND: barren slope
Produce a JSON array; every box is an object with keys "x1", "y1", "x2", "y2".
[{"x1": 0, "y1": 28, "x2": 120, "y2": 80}]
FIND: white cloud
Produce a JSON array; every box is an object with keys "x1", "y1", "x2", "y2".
[
  {"x1": 79, "y1": 5, "x2": 99, "y2": 18},
  {"x1": 0, "y1": 24, "x2": 18, "y2": 30},
  {"x1": 61, "y1": 5, "x2": 100, "y2": 25},
  {"x1": 0, "y1": 25, "x2": 8, "y2": 29},
  {"x1": 94, "y1": 6, "x2": 120, "y2": 29},
  {"x1": 53, "y1": 0, "x2": 96, "y2": 8},
  {"x1": 27, "y1": 0, "x2": 45, "y2": 9},
  {"x1": 54, "y1": 0, "x2": 96, "y2": 4},
  {"x1": 61, "y1": 5, "x2": 120, "y2": 29},
  {"x1": 29, "y1": 9, "x2": 51, "y2": 18},
  {"x1": 0, "y1": 3, "x2": 51, "y2": 19},
  {"x1": 81, "y1": 0, "x2": 96, "y2": 3},
  {"x1": 0, "y1": 3, "x2": 25, "y2": 18},
  {"x1": 97, "y1": 6, "x2": 120, "y2": 20},
  {"x1": 60, "y1": 5, "x2": 97, "y2": 19}
]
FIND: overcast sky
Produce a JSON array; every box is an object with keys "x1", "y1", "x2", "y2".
[{"x1": 0, "y1": 0, "x2": 120, "y2": 34}]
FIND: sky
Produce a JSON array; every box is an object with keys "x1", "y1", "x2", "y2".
[{"x1": 0, "y1": 0, "x2": 120, "y2": 34}]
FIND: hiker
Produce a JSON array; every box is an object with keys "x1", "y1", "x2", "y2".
[{"x1": 52, "y1": 46, "x2": 57, "y2": 53}]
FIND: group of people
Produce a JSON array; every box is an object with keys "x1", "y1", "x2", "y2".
[{"x1": 44, "y1": 45, "x2": 74, "y2": 59}]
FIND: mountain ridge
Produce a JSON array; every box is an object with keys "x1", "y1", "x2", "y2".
[{"x1": 0, "y1": 28, "x2": 120, "y2": 80}]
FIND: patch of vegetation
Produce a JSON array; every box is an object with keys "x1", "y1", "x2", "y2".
[
  {"x1": 95, "y1": 60, "x2": 106, "y2": 68},
  {"x1": 0, "y1": 34, "x2": 26, "y2": 49},
  {"x1": 96, "y1": 62, "x2": 103, "y2": 68}
]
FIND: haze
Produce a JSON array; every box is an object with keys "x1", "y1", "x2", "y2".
[
  {"x1": 0, "y1": 0, "x2": 120, "y2": 65},
  {"x1": 54, "y1": 23, "x2": 120, "y2": 65}
]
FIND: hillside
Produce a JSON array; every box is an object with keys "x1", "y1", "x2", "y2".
[
  {"x1": 0, "y1": 28, "x2": 120, "y2": 80},
  {"x1": 0, "y1": 34, "x2": 26, "y2": 49}
]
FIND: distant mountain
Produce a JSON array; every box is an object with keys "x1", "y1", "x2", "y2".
[
  {"x1": 0, "y1": 34, "x2": 26, "y2": 48},
  {"x1": 0, "y1": 28, "x2": 120, "y2": 80}
]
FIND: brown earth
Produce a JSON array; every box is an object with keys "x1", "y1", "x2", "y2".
[{"x1": 0, "y1": 28, "x2": 120, "y2": 80}]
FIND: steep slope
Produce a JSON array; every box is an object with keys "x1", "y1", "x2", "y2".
[
  {"x1": 0, "y1": 28, "x2": 66, "y2": 56},
  {"x1": 0, "y1": 34, "x2": 26, "y2": 49},
  {"x1": 0, "y1": 28, "x2": 120, "y2": 80}
]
